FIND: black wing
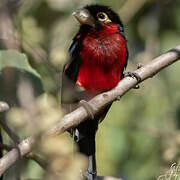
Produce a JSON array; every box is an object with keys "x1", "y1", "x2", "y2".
[
  {"x1": 61, "y1": 34, "x2": 88, "y2": 109},
  {"x1": 117, "y1": 24, "x2": 128, "y2": 78},
  {"x1": 63, "y1": 36, "x2": 82, "y2": 82}
]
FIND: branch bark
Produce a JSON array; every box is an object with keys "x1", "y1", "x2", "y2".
[
  {"x1": 0, "y1": 143, "x2": 13, "y2": 151},
  {"x1": 0, "y1": 2, "x2": 20, "y2": 50},
  {"x1": 26, "y1": 153, "x2": 48, "y2": 170},
  {"x1": 0, "y1": 46, "x2": 179, "y2": 176}
]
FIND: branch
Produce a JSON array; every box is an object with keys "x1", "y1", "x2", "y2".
[
  {"x1": 0, "y1": 101, "x2": 20, "y2": 144},
  {"x1": 0, "y1": 143, "x2": 13, "y2": 151},
  {"x1": 0, "y1": 2, "x2": 20, "y2": 50},
  {"x1": 26, "y1": 153, "x2": 48, "y2": 170},
  {"x1": 0, "y1": 46, "x2": 179, "y2": 176}
]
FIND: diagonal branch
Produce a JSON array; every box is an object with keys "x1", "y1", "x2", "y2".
[
  {"x1": 0, "y1": 45, "x2": 179, "y2": 176},
  {"x1": 0, "y1": 143, "x2": 13, "y2": 151},
  {"x1": 26, "y1": 153, "x2": 48, "y2": 170}
]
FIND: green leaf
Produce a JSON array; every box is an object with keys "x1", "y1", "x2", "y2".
[
  {"x1": 0, "y1": 50, "x2": 44, "y2": 106},
  {"x1": 0, "y1": 50, "x2": 40, "y2": 78}
]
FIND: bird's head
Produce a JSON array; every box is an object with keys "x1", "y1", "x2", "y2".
[{"x1": 72, "y1": 4, "x2": 124, "y2": 32}]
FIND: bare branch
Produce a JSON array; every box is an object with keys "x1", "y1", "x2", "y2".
[
  {"x1": 0, "y1": 46, "x2": 179, "y2": 176},
  {"x1": 0, "y1": 143, "x2": 13, "y2": 151},
  {"x1": 26, "y1": 153, "x2": 48, "y2": 170},
  {"x1": 46, "y1": 45, "x2": 180, "y2": 136},
  {"x1": 0, "y1": 2, "x2": 20, "y2": 50},
  {"x1": 0, "y1": 102, "x2": 20, "y2": 144},
  {"x1": 0, "y1": 118, "x2": 20, "y2": 144},
  {"x1": 0, "y1": 137, "x2": 34, "y2": 176}
]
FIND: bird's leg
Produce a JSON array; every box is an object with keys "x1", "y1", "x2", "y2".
[
  {"x1": 79, "y1": 100, "x2": 95, "y2": 119},
  {"x1": 74, "y1": 123, "x2": 97, "y2": 180},
  {"x1": 84, "y1": 154, "x2": 97, "y2": 180}
]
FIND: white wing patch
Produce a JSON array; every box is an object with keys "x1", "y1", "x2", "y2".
[{"x1": 76, "y1": 81, "x2": 86, "y2": 91}]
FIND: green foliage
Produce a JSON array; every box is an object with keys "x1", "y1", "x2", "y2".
[
  {"x1": 0, "y1": 0, "x2": 180, "y2": 180},
  {"x1": 0, "y1": 50, "x2": 40, "y2": 78},
  {"x1": 0, "y1": 50, "x2": 43, "y2": 106}
]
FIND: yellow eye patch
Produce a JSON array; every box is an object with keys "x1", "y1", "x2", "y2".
[{"x1": 97, "y1": 12, "x2": 111, "y2": 22}]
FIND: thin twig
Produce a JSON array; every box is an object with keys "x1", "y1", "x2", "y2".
[
  {"x1": 0, "y1": 119, "x2": 20, "y2": 144},
  {"x1": 0, "y1": 46, "x2": 179, "y2": 176},
  {"x1": 0, "y1": 143, "x2": 13, "y2": 151},
  {"x1": 26, "y1": 153, "x2": 48, "y2": 170},
  {"x1": 0, "y1": 2, "x2": 20, "y2": 50},
  {"x1": 0, "y1": 101, "x2": 20, "y2": 144}
]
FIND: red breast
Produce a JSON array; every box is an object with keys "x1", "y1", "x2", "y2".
[{"x1": 77, "y1": 23, "x2": 127, "y2": 96}]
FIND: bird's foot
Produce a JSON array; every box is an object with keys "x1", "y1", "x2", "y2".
[
  {"x1": 123, "y1": 71, "x2": 141, "y2": 89},
  {"x1": 84, "y1": 170, "x2": 97, "y2": 180},
  {"x1": 79, "y1": 165, "x2": 97, "y2": 180},
  {"x1": 79, "y1": 170, "x2": 96, "y2": 180},
  {"x1": 123, "y1": 71, "x2": 141, "y2": 82},
  {"x1": 79, "y1": 100, "x2": 95, "y2": 119},
  {"x1": 84, "y1": 154, "x2": 97, "y2": 180}
]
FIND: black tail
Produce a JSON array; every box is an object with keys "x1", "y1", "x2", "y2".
[{"x1": 74, "y1": 119, "x2": 98, "y2": 180}]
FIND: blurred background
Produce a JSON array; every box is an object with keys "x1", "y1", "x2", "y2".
[{"x1": 0, "y1": 0, "x2": 180, "y2": 180}]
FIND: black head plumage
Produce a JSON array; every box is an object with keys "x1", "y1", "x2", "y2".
[{"x1": 84, "y1": 4, "x2": 124, "y2": 31}]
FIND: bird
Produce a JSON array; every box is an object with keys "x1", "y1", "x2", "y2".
[{"x1": 61, "y1": 4, "x2": 129, "y2": 180}]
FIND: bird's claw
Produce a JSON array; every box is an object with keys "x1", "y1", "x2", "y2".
[
  {"x1": 79, "y1": 100, "x2": 95, "y2": 119},
  {"x1": 79, "y1": 167, "x2": 97, "y2": 180},
  {"x1": 123, "y1": 71, "x2": 141, "y2": 83},
  {"x1": 123, "y1": 71, "x2": 141, "y2": 89},
  {"x1": 134, "y1": 63, "x2": 143, "y2": 88},
  {"x1": 84, "y1": 170, "x2": 97, "y2": 180},
  {"x1": 79, "y1": 171, "x2": 96, "y2": 180}
]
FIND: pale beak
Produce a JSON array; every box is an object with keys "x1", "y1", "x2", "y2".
[{"x1": 72, "y1": 8, "x2": 94, "y2": 27}]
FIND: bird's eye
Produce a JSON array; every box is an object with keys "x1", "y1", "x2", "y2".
[{"x1": 97, "y1": 12, "x2": 110, "y2": 22}]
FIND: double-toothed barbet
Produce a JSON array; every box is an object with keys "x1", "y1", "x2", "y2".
[{"x1": 61, "y1": 4, "x2": 129, "y2": 180}]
